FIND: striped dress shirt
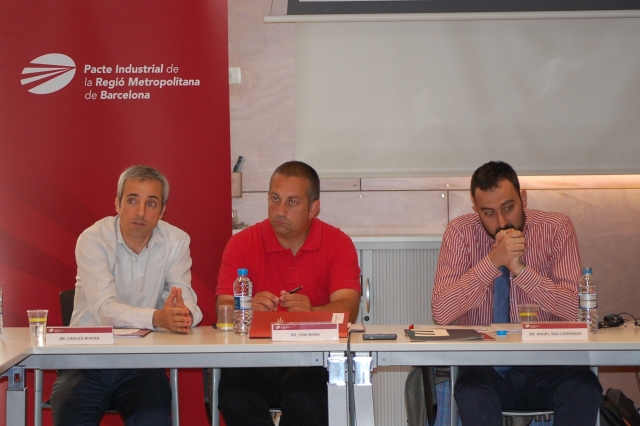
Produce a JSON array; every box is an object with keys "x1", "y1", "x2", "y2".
[{"x1": 432, "y1": 209, "x2": 581, "y2": 325}]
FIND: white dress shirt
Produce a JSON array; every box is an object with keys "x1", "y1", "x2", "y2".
[{"x1": 70, "y1": 216, "x2": 203, "y2": 329}]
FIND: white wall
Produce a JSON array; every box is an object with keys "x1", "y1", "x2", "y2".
[{"x1": 295, "y1": 18, "x2": 640, "y2": 177}]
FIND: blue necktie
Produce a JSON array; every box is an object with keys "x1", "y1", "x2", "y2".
[
  {"x1": 493, "y1": 265, "x2": 511, "y2": 377},
  {"x1": 493, "y1": 265, "x2": 511, "y2": 323}
]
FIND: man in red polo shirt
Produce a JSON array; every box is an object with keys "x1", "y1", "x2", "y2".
[{"x1": 215, "y1": 161, "x2": 361, "y2": 426}]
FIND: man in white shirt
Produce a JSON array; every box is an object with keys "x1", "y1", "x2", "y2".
[{"x1": 50, "y1": 165, "x2": 202, "y2": 426}]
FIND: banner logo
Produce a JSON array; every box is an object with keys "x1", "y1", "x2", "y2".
[{"x1": 21, "y1": 53, "x2": 76, "y2": 94}]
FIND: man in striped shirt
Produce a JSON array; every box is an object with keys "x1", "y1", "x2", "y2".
[{"x1": 432, "y1": 161, "x2": 602, "y2": 425}]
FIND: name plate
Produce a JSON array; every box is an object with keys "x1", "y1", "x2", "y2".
[
  {"x1": 522, "y1": 321, "x2": 588, "y2": 341},
  {"x1": 46, "y1": 326, "x2": 115, "y2": 345},
  {"x1": 271, "y1": 322, "x2": 339, "y2": 342}
]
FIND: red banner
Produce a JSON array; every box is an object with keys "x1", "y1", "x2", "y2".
[{"x1": 0, "y1": 1, "x2": 230, "y2": 424}]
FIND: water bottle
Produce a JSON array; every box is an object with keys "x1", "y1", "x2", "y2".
[
  {"x1": 233, "y1": 268, "x2": 252, "y2": 335},
  {"x1": 0, "y1": 284, "x2": 3, "y2": 339},
  {"x1": 578, "y1": 266, "x2": 598, "y2": 333}
]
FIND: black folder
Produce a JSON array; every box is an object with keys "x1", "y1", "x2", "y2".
[{"x1": 404, "y1": 328, "x2": 483, "y2": 342}]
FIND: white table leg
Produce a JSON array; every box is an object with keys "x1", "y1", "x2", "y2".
[
  {"x1": 352, "y1": 353, "x2": 374, "y2": 425},
  {"x1": 328, "y1": 352, "x2": 349, "y2": 426},
  {"x1": 210, "y1": 368, "x2": 220, "y2": 426},
  {"x1": 170, "y1": 368, "x2": 179, "y2": 426},
  {"x1": 450, "y1": 366, "x2": 458, "y2": 426},
  {"x1": 4, "y1": 366, "x2": 27, "y2": 426}
]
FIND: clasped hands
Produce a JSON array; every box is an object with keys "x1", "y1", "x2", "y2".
[
  {"x1": 252, "y1": 290, "x2": 312, "y2": 312},
  {"x1": 489, "y1": 228, "x2": 526, "y2": 275},
  {"x1": 153, "y1": 286, "x2": 193, "y2": 333}
]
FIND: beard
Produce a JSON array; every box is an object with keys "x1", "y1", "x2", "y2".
[{"x1": 483, "y1": 209, "x2": 526, "y2": 239}]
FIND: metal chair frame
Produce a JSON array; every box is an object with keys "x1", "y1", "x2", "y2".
[{"x1": 449, "y1": 366, "x2": 600, "y2": 426}]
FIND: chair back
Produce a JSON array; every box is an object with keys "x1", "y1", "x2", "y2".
[{"x1": 59, "y1": 289, "x2": 75, "y2": 326}]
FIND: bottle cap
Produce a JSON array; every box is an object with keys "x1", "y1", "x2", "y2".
[
  {"x1": 582, "y1": 266, "x2": 593, "y2": 274},
  {"x1": 237, "y1": 268, "x2": 248, "y2": 276},
  {"x1": 496, "y1": 330, "x2": 507, "y2": 336}
]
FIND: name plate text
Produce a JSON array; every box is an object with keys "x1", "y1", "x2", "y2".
[
  {"x1": 271, "y1": 322, "x2": 339, "y2": 342},
  {"x1": 522, "y1": 321, "x2": 588, "y2": 341},
  {"x1": 46, "y1": 326, "x2": 115, "y2": 345}
]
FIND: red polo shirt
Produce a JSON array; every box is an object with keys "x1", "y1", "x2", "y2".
[{"x1": 216, "y1": 218, "x2": 361, "y2": 309}]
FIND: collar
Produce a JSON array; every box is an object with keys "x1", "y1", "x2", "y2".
[
  {"x1": 115, "y1": 216, "x2": 164, "y2": 254},
  {"x1": 522, "y1": 209, "x2": 530, "y2": 234}
]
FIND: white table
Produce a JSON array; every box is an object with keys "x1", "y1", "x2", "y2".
[
  {"x1": 349, "y1": 325, "x2": 640, "y2": 425},
  {"x1": 0, "y1": 328, "x2": 32, "y2": 375},
  {"x1": 2, "y1": 327, "x2": 350, "y2": 426}
]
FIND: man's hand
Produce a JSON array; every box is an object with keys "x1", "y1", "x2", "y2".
[
  {"x1": 279, "y1": 290, "x2": 312, "y2": 312},
  {"x1": 489, "y1": 228, "x2": 526, "y2": 273},
  {"x1": 174, "y1": 286, "x2": 194, "y2": 322},
  {"x1": 252, "y1": 291, "x2": 280, "y2": 312},
  {"x1": 153, "y1": 286, "x2": 192, "y2": 333}
]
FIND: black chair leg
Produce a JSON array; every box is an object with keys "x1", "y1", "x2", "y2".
[
  {"x1": 203, "y1": 368, "x2": 212, "y2": 425},
  {"x1": 421, "y1": 366, "x2": 438, "y2": 426}
]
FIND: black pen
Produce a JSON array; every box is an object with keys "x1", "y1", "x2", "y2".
[
  {"x1": 278, "y1": 286, "x2": 303, "y2": 307},
  {"x1": 287, "y1": 285, "x2": 303, "y2": 295}
]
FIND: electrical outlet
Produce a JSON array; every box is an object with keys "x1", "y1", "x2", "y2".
[{"x1": 229, "y1": 67, "x2": 241, "y2": 85}]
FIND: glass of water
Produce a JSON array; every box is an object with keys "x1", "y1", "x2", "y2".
[{"x1": 27, "y1": 309, "x2": 48, "y2": 345}]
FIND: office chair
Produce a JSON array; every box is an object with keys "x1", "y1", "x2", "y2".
[
  {"x1": 501, "y1": 409, "x2": 553, "y2": 426},
  {"x1": 447, "y1": 367, "x2": 554, "y2": 426},
  {"x1": 445, "y1": 366, "x2": 600, "y2": 426},
  {"x1": 35, "y1": 288, "x2": 180, "y2": 426},
  {"x1": 405, "y1": 366, "x2": 437, "y2": 426},
  {"x1": 405, "y1": 367, "x2": 553, "y2": 426}
]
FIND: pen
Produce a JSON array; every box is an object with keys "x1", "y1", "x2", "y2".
[
  {"x1": 287, "y1": 285, "x2": 303, "y2": 295},
  {"x1": 277, "y1": 286, "x2": 303, "y2": 307}
]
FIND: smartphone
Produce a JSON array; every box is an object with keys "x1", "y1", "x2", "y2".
[{"x1": 363, "y1": 333, "x2": 397, "y2": 340}]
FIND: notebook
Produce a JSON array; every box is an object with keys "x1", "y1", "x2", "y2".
[
  {"x1": 249, "y1": 311, "x2": 349, "y2": 338},
  {"x1": 113, "y1": 328, "x2": 152, "y2": 338}
]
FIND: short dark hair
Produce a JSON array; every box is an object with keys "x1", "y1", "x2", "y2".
[
  {"x1": 470, "y1": 161, "x2": 520, "y2": 197},
  {"x1": 117, "y1": 165, "x2": 170, "y2": 206},
  {"x1": 270, "y1": 161, "x2": 320, "y2": 203}
]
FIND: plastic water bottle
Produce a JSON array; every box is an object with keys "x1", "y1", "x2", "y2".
[
  {"x1": 0, "y1": 284, "x2": 3, "y2": 339},
  {"x1": 233, "y1": 268, "x2": 252, "y2": 335},
  {"x1": 578, "y1": 266, "x2": 598, "y2": 333}
]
